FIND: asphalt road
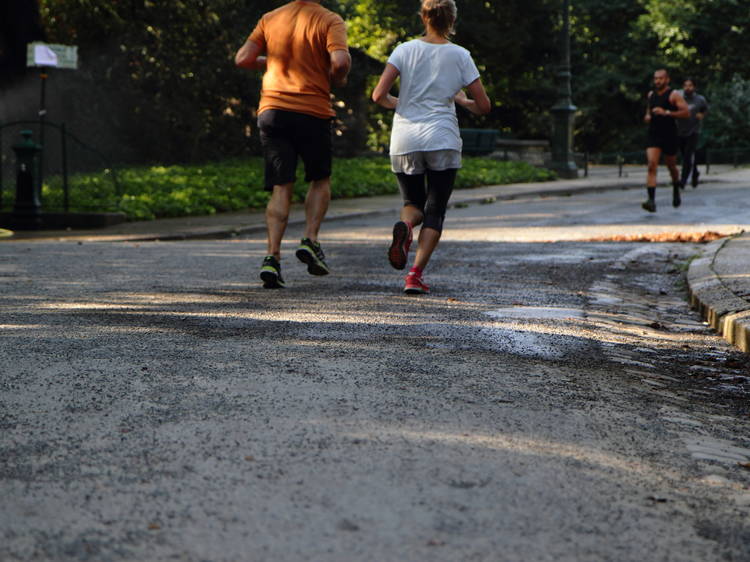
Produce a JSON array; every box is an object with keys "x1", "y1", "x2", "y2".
[{"x1": 2, "y1": 180, "x2": 750, "y2": 561}]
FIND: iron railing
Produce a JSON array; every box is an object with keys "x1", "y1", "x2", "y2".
[{"x1": 0, "y1": 120, "x2": 120, "y2": 212}]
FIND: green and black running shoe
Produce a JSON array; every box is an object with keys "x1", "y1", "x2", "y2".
[
  {"x1": 260, "y1": 255, "x2": 285, "y2": 289},
  {"x1": 295, "y1": 238, "x2": 330, "y2": 276}
]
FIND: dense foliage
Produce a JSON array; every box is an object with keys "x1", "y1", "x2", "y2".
[
  {"x1": 5, "y1": 1, "x2": 748, "y2": 162},
  {"x1": 35, "y1": 157, "x2": 554, "y2": 221},
  {"x1": 340, "y1": 0, "x2": 750, "y2": 153},
  {"x1": 35, "y1": 0, "x2": 270, "y2": 163},
  {"x1": 572, "y1": 0, "x2": 750, "y2": 152}
]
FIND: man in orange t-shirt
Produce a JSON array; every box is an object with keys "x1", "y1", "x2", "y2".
[{"x1": 235, "y1": 0, "x2": 351, "y2": 289}]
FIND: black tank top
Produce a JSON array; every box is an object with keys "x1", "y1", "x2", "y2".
[{"x1": 648, "y1": 88, "x2": 678, "y2": 137}]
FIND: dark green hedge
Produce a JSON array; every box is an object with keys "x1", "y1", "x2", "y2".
[{"x1": 38, "y1": 157, "x2": 555, "y2": 221}]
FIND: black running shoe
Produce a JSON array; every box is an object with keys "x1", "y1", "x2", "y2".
[
  {"x1": 295, "y1": 238, "x2": 330, "y2": 276},
  {"x1": 692, "y1": 169, "x2": 700, "y2": 188},
  {"x1": 672, "y1": 185, "x2": 681, "y2": 208},
  {"x1": 260, "y1": 255, "x2": 285, "y2": 289},
  {"x1": 641, "y1": 199, "x2": 656, "y2": 213}
]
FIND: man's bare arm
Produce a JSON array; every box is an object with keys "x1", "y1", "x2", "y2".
[
  {"x1": 235, "y1": 39, "x2": 266, "y2": 70},
  {"x1": 330, "y1": 49, "x2": 351, "y2": 87},
  {"x1": 667, "y1": 91, "x2": 690, "y2": 119},
  {"x1": 644, "y1": 91, "x2": 652, "y2": 123}
]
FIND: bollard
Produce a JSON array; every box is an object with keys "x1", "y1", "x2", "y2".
[{"x1": 12, "y1": 130, "x2": 43, "y2": 228}]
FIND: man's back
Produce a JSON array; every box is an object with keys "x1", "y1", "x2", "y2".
[{"x1": 249, "y1": 1, "x2": 347, "y2": 119}]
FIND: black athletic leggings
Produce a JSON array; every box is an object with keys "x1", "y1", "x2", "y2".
[{"x1": 395, "y1": 169, "x2": 458, "y2": 233}]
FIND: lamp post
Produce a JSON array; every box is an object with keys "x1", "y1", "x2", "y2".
[{"x1": 550, "y1": 0, "x2": 578, "y2": 178}]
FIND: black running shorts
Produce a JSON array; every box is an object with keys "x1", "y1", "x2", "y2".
[
  {"x1": 646, "y1": 131, "x2": 678, "y2": 156},
  {"x1": 258, "y1": 109, "x2": 333, "y2": 191}
]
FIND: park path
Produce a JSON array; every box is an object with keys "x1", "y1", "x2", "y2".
[{"x1": 1, "y1": 179, "x2": 750, "y2": 561}]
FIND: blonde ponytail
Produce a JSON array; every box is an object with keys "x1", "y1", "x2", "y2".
[{"x1": 421, "y1": 0, "x2": 457, "y2": 38}]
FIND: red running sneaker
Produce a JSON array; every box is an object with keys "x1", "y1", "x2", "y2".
[
  {"x1": 388, "y1": 221, "x2": 412, "y2": 270},
  {"x1": 404, "y1": 270, "x2": 430, "y2": 294}
]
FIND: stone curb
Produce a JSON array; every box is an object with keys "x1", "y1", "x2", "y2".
[{"x1": 687, "y1": 233, "x2": 750, "y2": 352}]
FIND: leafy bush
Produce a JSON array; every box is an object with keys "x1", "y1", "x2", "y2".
[
  {"x1": 33, "y1": 157, "x2": 554, "y2": 221},
  {"x1": 704, "y1": 74, "x2": 750, "y2": 149}
]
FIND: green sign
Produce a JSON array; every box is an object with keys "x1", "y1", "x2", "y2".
[{"x1": 26, "y1": 43, "x2": 78, "y2": 69}]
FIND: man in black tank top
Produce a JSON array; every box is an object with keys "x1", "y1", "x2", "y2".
[{"x1": 642, "y1": 69, "x2": 690, "y2": 212}]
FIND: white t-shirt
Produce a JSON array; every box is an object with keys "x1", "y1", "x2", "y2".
[{"x1": 387, "y1": 39, "x2": 480, "y2": 156}]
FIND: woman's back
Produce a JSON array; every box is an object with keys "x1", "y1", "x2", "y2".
[
  {"x1": 390, "y1": 39, "x2": 477, "y2": 121},
  {"x1": 388, "y1": 39, "x2": 479, "y2": 154}
]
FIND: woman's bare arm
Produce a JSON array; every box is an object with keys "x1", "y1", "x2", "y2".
[
  {"x1": 455, "y1": 78, "x2": 491, "y2": 115},
  {"x1": 371, "y1": 63, "x2": 400, "y2": 110}
]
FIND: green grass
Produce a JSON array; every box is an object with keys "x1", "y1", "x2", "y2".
[
  {"x1": 32, "y1": 157, "x2": 554, "y2": 221},
  {"x1": 675, "y1": 253, "x2": 701, "y2": 273}
]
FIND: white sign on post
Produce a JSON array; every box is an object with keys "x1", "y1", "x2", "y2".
[
  {"x1": 26, "y1": 42, "x2": 78, "y2": 69},
  {"x1": 34, "y1": 44, "x2": 58, "y2": 67}
]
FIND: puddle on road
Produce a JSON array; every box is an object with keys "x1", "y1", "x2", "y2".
[
  {"x1": 478, "y1": 327, "x2": 568, "y2": 359},
  {"x1": 683, "y1": 437, "x2": 750, "y2": 464},
  {"x1": 480, "y1": 307, "x2": 586, "y2": 358},
  {"x1": 505, "y1": 251, "x2": 601, "y2": 264},
  {"x1": 485, "y1": 306, "x2": 584, "y2": 320}
]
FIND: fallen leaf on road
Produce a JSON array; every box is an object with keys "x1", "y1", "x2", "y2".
[{"x1": 582, "y1": 231, "x2": 726, "y2": 243}]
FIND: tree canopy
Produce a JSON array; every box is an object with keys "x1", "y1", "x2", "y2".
[{"x1": 3, "y1": 0, "x2": 747, "y2": 164}]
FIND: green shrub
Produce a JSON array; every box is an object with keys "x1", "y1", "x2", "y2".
[{"x1": 29, "y1": 157, "x2": 554, "y2": 221}]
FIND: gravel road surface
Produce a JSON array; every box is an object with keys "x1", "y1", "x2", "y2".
[{"x1": 2, "y1": 180, "x2": 750, "y2": 561}]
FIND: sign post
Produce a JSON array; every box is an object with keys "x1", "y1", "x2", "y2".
[{"x1": 25, "y1": 43, "x2": 78, "y2": 198}]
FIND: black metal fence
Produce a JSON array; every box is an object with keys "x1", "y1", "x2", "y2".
[
  {"x1": 0, "y1": 121, "x2": 120, "y2": 213},
  {"x1": 579, "y1": 146, "x2": 750, "y2": 178}
]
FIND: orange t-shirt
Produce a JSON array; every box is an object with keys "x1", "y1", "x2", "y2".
[{"x1": 249, "y1": 1, "x2": 348, "y2": 119}]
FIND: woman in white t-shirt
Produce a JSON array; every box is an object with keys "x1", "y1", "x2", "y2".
[{"x1": 372, "y1": 0, "x2": 490, "y2": 295}]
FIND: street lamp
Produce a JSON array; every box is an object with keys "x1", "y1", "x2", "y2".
[{"x1": 550, "y1": 0, "x2": 578, "y2": 178}]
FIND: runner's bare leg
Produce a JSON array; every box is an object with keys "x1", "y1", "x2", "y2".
[
  {"x1": 266, "y1": 183, "x2": 294, "y2": 259},
  {"x1": 303, "y1": 177, "x2": 331, "y2": 241},
  {"x1": 646, "y1": 147, "x2": 661, "y2": 188}
]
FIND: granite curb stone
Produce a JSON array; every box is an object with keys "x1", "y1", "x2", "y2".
[{"x1": 688, "y1": 232, "x2": 750, "y2": 352}]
